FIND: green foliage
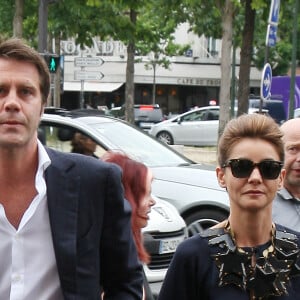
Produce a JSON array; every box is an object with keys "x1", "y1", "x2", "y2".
[
  {"x1": 0, "y1": 0, "x2": 298, "y2": 75},
  {"x1": 0, "y1": 0, "x2": 14, "y2": 36}
]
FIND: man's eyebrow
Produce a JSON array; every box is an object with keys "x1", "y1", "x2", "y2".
[{"x1": 286, "y1": 142, "x2": 300, "y2": 148}]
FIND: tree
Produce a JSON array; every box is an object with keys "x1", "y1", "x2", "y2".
[
  {"x1": 171, "y1": 0, "x2": 299, "y2": 134},
  {"x1": 169, "y1": 0, "x2": 240, "y2": 136},
  {"x1": 85, "y1": 0, "x2": 186, "y2": 124},
  {"x1": 236, "y1": 0, "x2": 256, "y2": 117},
  {"x1": 13, "y1": 0, "x2": 24, "y2": 37},
  {"x1": 218, "y1": 0, "x2": 235, "y2": 137},
  {"x1": 2, "y1": 0, "x2": 299, "y2": 124}
]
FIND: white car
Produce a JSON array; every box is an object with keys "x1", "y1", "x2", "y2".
[
  {"x1": 39, "y1": 113, "x2": 230, "y2": 234},
  {"x1": 143, "y1": 196, "x2": 187, "y2": 296},
  {"x1": 149, "y1": 106, "x2": 220, "y2": 146}
]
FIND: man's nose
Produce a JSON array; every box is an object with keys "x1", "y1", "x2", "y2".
[{"x1": 3, "y1": 90, "x2": 21, "y2": 111}]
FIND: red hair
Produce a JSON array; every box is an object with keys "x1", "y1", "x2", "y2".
[{"x1": 102, "y1": 151, "x2": 150, "y2": 264}]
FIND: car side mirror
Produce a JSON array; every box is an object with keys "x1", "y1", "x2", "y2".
[{"x1": 177, "y1": 117, "x2": 182, "y2": 124}]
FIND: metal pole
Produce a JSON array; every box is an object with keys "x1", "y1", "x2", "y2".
[
  {"x1": 38, "y1": 0, "x2": 48, "y2": 53},
  {"x1": 80, "y1": 51, "x2": 85, "y2": 108},
  {"x1": 288, "y1": 0, "x2": 299, "y2": 119},
  {"x1": 152, "y1": 63, "x2": 156, "y2": 104}
]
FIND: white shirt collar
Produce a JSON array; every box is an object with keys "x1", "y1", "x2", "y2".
[{"x1": 37, "y1": 140, "x2": 51, "y2": 172}]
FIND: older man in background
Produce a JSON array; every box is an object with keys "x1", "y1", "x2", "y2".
[{"x1": 273, "y1": 117, "x2": 300, "y2": 232}]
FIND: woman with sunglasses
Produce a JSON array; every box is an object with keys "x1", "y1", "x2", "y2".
[{"x1": 158, "y1": 114, "x2": 300, "y2": 300}]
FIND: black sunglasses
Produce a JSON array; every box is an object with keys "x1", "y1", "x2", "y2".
[{"x1": 222, "y1": 159, "x2": 283, "y2": 180}]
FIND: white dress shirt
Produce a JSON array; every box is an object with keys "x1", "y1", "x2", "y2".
[{"x1": 0, "y1": 141, "x2": 64, "y2": 299}]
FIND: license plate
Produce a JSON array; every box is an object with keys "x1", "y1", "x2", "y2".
[{"x1": 159, "y1": 237, "x2": 185, "y2": 254}]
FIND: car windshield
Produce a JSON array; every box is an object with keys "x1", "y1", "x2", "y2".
[{"x1": 85, "y1": 119, "x2": 191, "y2": 167}]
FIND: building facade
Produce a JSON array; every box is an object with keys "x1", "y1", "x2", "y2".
[{"x1": 58, "y1": 25, "x2": 262, "y2": 115}]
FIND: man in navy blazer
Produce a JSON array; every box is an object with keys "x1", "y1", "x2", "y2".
[
  {"x1": 0, "y1": 38, "x2": 143, "y2": 299},
  {"x1": 46, "y1": 148, "x2": 143, "y2": 299}
]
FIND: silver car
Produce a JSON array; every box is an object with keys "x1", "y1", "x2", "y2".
[
  {"x1": 149, "y1": 106, "x2": 220, "y2": 146},
  {"x1": 39, "y1": 113, "x2": 230, "y2": 237}
]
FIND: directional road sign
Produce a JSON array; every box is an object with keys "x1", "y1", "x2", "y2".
[
  {"x1": 260, "y1": 63, "x2": 272, "y2": 101},
  {"x1": 266, "y1": 24, "x2": 278, "y2": 47},
  {"x1": 269, "y1": 0, "x2": 280, "y2": 25},
  {"x1": 74, "y1": 57, "x2": 104, "y2": 67},
  {"x1": 75, "y1": 71, "x2": 104, "y2": 81}
]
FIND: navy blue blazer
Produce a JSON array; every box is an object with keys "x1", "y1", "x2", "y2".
[{"x1": 45, "y1": 148, "x2": 143, "y2": 299}]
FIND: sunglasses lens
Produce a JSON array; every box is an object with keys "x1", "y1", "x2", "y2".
[
  {"x1": 228, "y1": 159, "x2": 282, "y2": 179},
  {"x1": 230, "y1": 159, "x2": 253, "y2": 178},
  {"x1": 259, "y1": 161, "x2": 282, "y2": 179}
]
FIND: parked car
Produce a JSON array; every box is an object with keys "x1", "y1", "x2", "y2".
[
  {"x1": 149, "y1": 106, "x2": 220, "y2": 146},
  {"x1": 247, "y1": 97, "x2": 286, "y2": 124},
  {"x1": 109, "y1": 104, "x2": 164, "y2": 131},
  {"x1": 142, "y1": 196, "x2": 187, "y2": 296},
  {"x1": 39, "y1": 113, "x2": 229, "y2": 236}
]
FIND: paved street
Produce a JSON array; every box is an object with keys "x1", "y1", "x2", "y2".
[{"x1": 170, "y1": 145, "x2": 217, "y2": 165}]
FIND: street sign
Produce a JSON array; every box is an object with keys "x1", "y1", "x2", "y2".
[
  {"x1": 74, "y1": 57, "x2": 104, "y2": 67},
  {"x1": 269, "y1": 0, "x2": 280, "y2": 25},
  {"x1": 75, "y1": 71, "x2": 104, "y2": 81},
  {"x1": 266, "y1": 24, "x2": 278, "y2": 47},
  {"x1": 260, "y1": 63, "x2": 272, "y2": 100}
]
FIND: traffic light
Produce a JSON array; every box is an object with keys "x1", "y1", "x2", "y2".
[{"x1": 47, "y1": 55, "x2": 60, "y2": 73}]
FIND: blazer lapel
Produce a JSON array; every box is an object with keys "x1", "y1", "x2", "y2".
[{"x1": 45, "y1": 150, "x2": 80, "y2": 296}]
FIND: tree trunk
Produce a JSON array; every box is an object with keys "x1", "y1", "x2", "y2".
[
  {"x1": 125, "y1": 9, "x2": 137, "y2": 125},
  {"x1": 237, "y1": 0, "x2": 256, "y2": 116},
  {"x1": 218, "y1": 0, "x2": 233, "y2": 138},
  {"x1": 13, "y1": 0, "x2": 24, "y2": 37}
]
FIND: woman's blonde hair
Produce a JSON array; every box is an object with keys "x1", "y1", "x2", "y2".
[{"x1": 218, "y1": 114, "x2": 284, "y2": 166}]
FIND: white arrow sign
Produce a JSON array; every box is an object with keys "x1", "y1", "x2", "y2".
[
  {"x1": 75, "y1": 71, "x2": 104, "y2": 81},
  {"x1": 74, "y1": 57, "x2": 104, "y2": 67}
]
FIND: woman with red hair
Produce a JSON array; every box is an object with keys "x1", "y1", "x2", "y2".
[{"x1": 102, "y1": 151, "x2": 156, "y2": 299}]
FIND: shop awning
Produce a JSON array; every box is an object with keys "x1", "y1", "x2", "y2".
[{"x1": 63, "y1": 82, "x2": 124, "y2": 92}]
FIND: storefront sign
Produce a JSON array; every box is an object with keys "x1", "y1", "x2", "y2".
[
  {"x1": 177, "y1": 78, "x2": 221, "y2": 86},
  {"x1": 61, "y1": 38, "x2": 126, "y2": 56}
]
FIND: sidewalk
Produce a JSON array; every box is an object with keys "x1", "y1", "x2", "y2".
[{"x1": 171, "y1": 145, "x2": 217, "y2": 165}]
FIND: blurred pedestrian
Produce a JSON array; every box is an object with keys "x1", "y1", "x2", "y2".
[
  {"x1": 158, "y1": 114, "x2": 300, "y2": 299},
  {"x1": 71, "y1": 132, "x2": 98, "y2": 158},
  {"x1": 0, "y1": 37, "x2": 143, "y2": 299}
]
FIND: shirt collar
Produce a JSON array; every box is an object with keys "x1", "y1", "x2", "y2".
[
  {"x1": 37, "y1": 140, "x2": 51, "y2": 172},
  {"x1": 278, "y1": 187, "x2": 300, "y2": 202}
]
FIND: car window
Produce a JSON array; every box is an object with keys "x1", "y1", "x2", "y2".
[
  {"x1": 40, "y1": 117, "x2": 190, "y2": 167},
  {"x1": 39, "y1": 124, "x2": 107, "y2": 157},
  {"x1": 206, "y1": 110, "x2": 219, "y2": 120},
  {"x1": 182, "y1": 110, "x2": 206, "y2": 122},
  {"x1": 90, "y1": 121, "x2": 186, "y2": 166}
]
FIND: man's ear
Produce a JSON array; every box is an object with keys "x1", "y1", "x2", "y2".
[
  {"x1": 216, "y1": 166, "x2": 226, "y2": 188},
  {"x1": 40, "y1": 104, "x2": 45, "y2": 116},
  {"x1": 278, "y1": 168, "x2": 286, "y2": 190}
]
